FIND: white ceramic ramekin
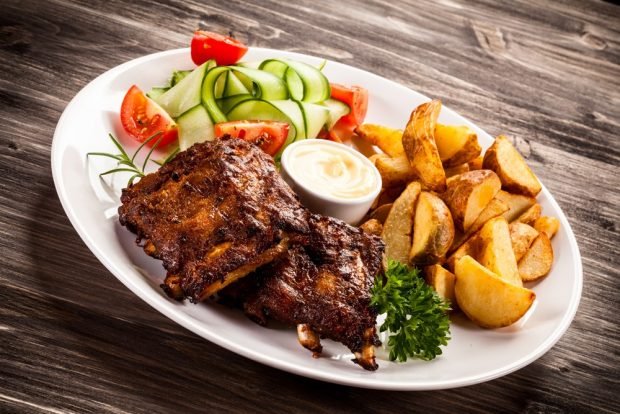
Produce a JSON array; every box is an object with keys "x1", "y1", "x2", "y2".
[{"x1": 280, "y1": 140, "x2": 382, "y2": 225}]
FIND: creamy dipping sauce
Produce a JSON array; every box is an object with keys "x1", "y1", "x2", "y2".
[{"x1": 285, "y1": 142, "x2": 378, "y2": 200}]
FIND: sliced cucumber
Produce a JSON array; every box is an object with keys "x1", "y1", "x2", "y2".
[
  {"x1": 260, "y1": 59, "x2": 330, "y2": 103},
  {"x1": 259, "y1": 59, "x2": 289, "y2": 78},
  {"x1": 322, "y1": 98, "x2": 351, "y2": 130},
  {"x1": 214, "y1": 71, "x2": 228, "y2": 99},
  {"x1": 217, "y1": 94, "x2": 253, "y2": 114},
  {"x1": 285, "y1": 68, "x2": 304, "y2": 101},
  {"x1": 231, "y1": 67, "x2": 288, "y2": 100},
  {"x1": 146, "y1": 87, "x2": 169, "y2": 100},
  {"x1": 299, "y1": 102, "x2": 329, "y2": 139},
  {"x1": 176, "y1": 105, "x2": 215, "y2": 151},
  {"x1": 156, "y1": 60, "x2": 213, "y2": 118},
  {"x1": 224, "y1": 72, "x2": 250, "y2": 96},
  {"x1": 171, "y1": 70, "x2": 192, "y2": 87},
  {"x1": 269, "y1": 100, "x2": 306, "y2": 141},
  {"x1": 202, "y1": 66, "x2": 288, "y2": 123}
]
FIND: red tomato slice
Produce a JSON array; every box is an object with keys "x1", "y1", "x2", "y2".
[
  {"x1": 191, "y1": 31, "x2": 248, "y2": 66},
  {"x1": 214, "y1": 120, "x2": 289, "y2": 155},
  {"x1": 120, "y1": 85, "x2": 178, "y2": 147},
  {"x1": 329, "y1": 84, "x2": 369, "y2": 126}
]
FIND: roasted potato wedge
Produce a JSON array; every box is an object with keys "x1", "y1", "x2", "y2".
[
  {"x1": 455, "y1": 255, "x2": 536, "y2": 328},
  {"x1": 355, "y1": 124, "x2": 404, "y2": 157},
  {"x1": 435, "y1": 124, "x2": 481, "y2": 167},
  {"x1": 368, "y1": 203, "x2": 393, "y2": 224},
  {"x1": 359, "y1": 218, "x2": 383, "y2": 236},
  {"x1": 468, "y1": 156, "x2": 483, "y2": 170},
  {"x1": 483, "y1": 135, "x2": 542, "y2": 197},
  {"x1": 495, "y1": 190, "x2": 536, "y2": 222},
  {"x1": 518, "y1": 233, "x2": 554, "y2": 282},
  {"x1": 441, "y1": 170, "x2": 501, "y2": 232},
  {"x1": 382, "y1": 181, "x2": 421, "y2": 263},
  {"x1": 516, "y1": 203, "x2": 542, "y2": 225},
  {"x1": 533, "y1": 216, "x2": 560, "y2": 239},
  {"x1": 374, "y1": 154, "x2": 416, "y2": 187},
  {"x1": 424, "y1": 264, "x2": 457, "y2": 309},
  {"x1": 445, "y1": 163, "x2": 470, "y2": 178},
  {"x1": 450, "y1": 197, "x2": 509, "y2": 252},
  {"x1": 410, "y1": 192, "x2": 455, "y2": 265},
  {"x1": 509, "y1": 222, "x2": 539, "y2": 261},
  {"x1": 402, "y1": 100, "x2": 446, "y2": 192},
  {"x1": 477, "y1": 217, "x2": 522, "y2": 287}
]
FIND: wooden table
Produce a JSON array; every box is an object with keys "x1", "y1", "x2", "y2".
[{"x1": 2, "y1": 0, "x2": 618, "y2": 412}]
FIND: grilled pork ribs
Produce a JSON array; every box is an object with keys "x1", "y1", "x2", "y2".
[{"x1": 119, "y1": 138, "x2": 384, "y2": 369}]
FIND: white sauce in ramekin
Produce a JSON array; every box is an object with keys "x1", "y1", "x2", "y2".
[
  {"x1": 284, "y1": 141, "x2": 378, "y2": 200},
  {"x1": 280, "y1": 140, "x2": 382, "y2": 224}
]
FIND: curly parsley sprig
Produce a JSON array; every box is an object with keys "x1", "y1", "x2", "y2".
[{"x1": 371, "y1": 260, "x2": 451, "y2": 362}]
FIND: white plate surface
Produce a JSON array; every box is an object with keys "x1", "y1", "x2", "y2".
[{"x1": 51, "y1": 48, "x2": 582, "y2": 390}]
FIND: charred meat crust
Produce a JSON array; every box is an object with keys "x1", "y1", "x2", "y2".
[
  {"x1": 119, "y1": 138, "x2": 385, "y2": 369},
  {"x1": 119, "y1": 138, "x2": 309, "y2": 301},
  {"x1": 221, "y1": 214, "x2": 384, "y2": 355}
]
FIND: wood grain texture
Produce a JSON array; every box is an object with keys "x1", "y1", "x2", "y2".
[{"x1": 1, "y1": 0, "x2": 619, "y2": 412}]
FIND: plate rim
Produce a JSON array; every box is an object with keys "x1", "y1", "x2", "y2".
[{"x1": 51, "y1": 47, "x2": 583, "y2": 391}]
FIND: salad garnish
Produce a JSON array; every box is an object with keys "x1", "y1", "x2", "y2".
[{"x1": 371, "y1": 260, "x2": 451, "y2": 362}]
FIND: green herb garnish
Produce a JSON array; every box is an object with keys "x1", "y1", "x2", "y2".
[
  {"x1": 87, "y1": 132, "x2": 176, "y2": 186},
  {"x1": 371, "y1": 260, "x2": 451, "y2": 362}
]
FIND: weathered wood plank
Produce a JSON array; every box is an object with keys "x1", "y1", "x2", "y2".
[{"x1": 1, "y1": 0, "x2": 619, "y2": 412}]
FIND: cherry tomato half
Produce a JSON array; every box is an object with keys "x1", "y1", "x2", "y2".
[
  {"x1": 120, "y1": 85, "x2": 178, "y2": 147},
  {"x1": 191, "y1": 31, "x2": 248, "y2": 66},
  {"x1": 214, "y1": 120, "x2": 289, "y2": 155},
  {"x1": 329, "y1": 84, "x2": 369, "y2": 126}
]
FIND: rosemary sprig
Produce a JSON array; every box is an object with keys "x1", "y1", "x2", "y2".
[{"x1": 87, "y1": 132, "x2": 176, "y2": 186}]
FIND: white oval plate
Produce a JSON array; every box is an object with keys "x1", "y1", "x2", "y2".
[{"x1": 51, "y1": 48, "x2": 582, "y2": 390}]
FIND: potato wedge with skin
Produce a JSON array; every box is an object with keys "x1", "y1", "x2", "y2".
[
  {"x1": 424, "y1": 264, "x2": 457, "y2": 309},
  {"x1": 356, "y1": 124, "x2": 405, "y2": 157},
  {"x1": 410, "y1": 192, "x2": 455, "y2": 265},
  {"x1": 477, "y1": 217, "x2": 522, "y2": 287},
  {"x1": 509, "y1": 222, "x2": 539, "y2": 261},
  {"x1": 518, "y1": 233, "x2": 554, "y2": 282},
  {"x1": 445, "y1": 163, "x2": 470, "y2": 178},
  {"x1": 402, "y1": 100, "x2": 446, "y2": 192},
  {"x1": 441, "y1": 170, "x2": 502, "y2": 232},
  {"x1": 483, "y1": 135, "x2": 542, "y2": 197},
  {"x1": 449, "y1": 197, "x2": 509, "y2": 252},
  {"x1": 495, "y1": 190, "x2": 536, "y2": 222},
  {"x1": 368, "y1": 203, "x2": 393, "y2": 224},
  {"x1": 435, "y1": 124, "x2": 482, "y2": 167},
  {"x1": 374, "y1": 154, "x2": 416, "y2": 187},
  {"x1": 455, "y1": 255, "x2": 536, "y2": 328},
  {"x1": 468, "y1": 156, "x2": 483, "y2": 170},
  {"x1": 516, "y1": 203, "x2": 542, "y2": 225},
  {"x1": 382, "y1": 181, "x2": 422, "y2": 263},
  {"x1": 533, "y1": 216, "x2": 560, "y2": 239},
  {"x1": 359, "y1": 218, "x2": 383, "y2": 236}
]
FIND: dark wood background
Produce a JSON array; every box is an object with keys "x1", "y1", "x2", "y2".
[{"x1": 1, "y1": 0, "x2": 619, "y2": 412}]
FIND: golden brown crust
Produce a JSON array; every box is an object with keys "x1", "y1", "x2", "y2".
[
  {"x1": 483, "y1": 135, "x2": 542, "y2": 197},
  {"x1": 410, "y1": 192, "x2": 455, "y2": 265},
  {"x1": 402, "y1": 100, "x2": 446, "y2": 192}
]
